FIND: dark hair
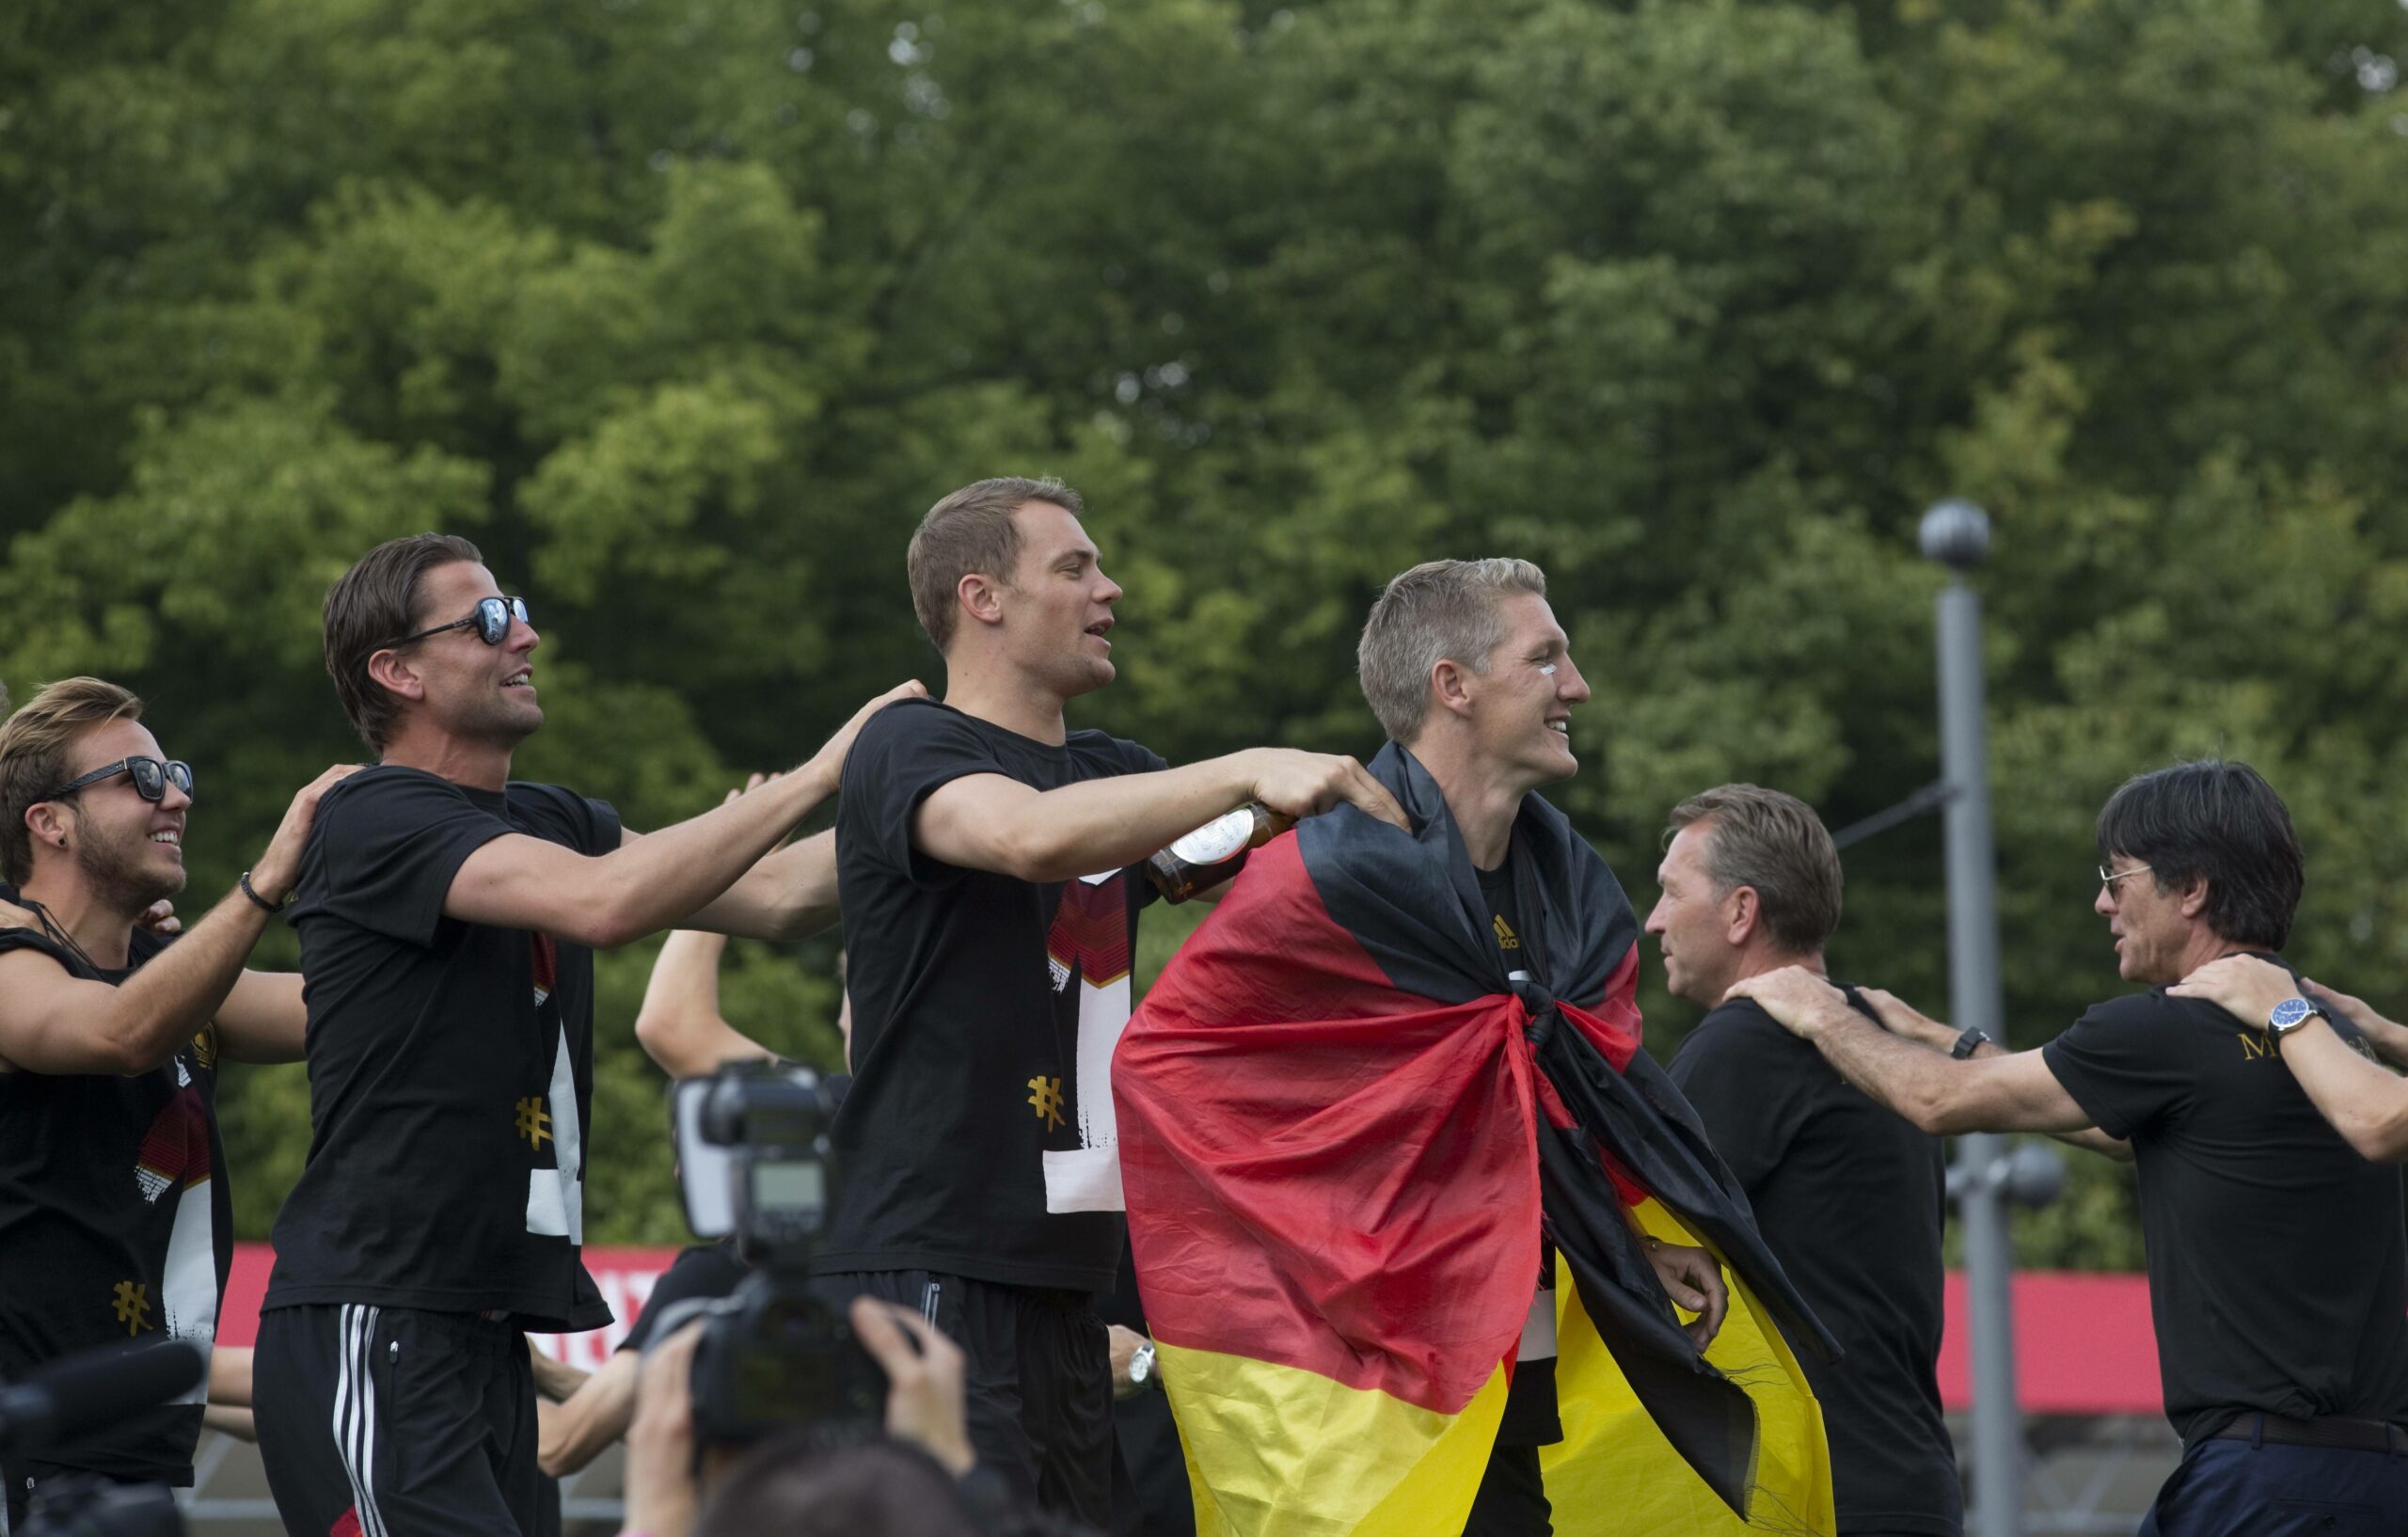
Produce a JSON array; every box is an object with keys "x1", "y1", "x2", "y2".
[
  {"x1": 907, "y1": 477, "x2": 1083, "y2": 653},
  {"x1": 1664, "y1": 784, "x2": 1843, "y2": 954},
  {"x1": 2095, "y1": 759, "x2": 2303, "y2": 950},
  {"x1": 695, "y1": 1435, "x2": 982, "y2": 1537},
  {"x1": 323, "y1": 533, "x2": 486, "y2": 752}
]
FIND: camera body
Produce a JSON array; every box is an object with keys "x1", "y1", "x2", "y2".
[{"x1": 673, "y1": 1062, "x2": 882, "y2": 1446}]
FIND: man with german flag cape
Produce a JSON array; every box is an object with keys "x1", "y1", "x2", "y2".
[{"x1": 1115, "y1": 559, "x2": 1840, "y2": 1536}]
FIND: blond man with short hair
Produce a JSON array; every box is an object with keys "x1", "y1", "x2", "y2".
[{"x1": 0, "y1": 676, "x2": 349, "y2": 1529}]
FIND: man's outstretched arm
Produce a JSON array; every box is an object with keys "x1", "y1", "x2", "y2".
[
  {"x1": 1852, "y1": 988, "x2": 2133, "y2": 1162},
  {"x1": 1727, "y1": 967, "x2": 2099, "y2": 1139},
  {"x1": 912, "y1": 747, "x2": 1406, "y2": 884},
  {"x1": 444, "y1": 683, "x2": 921, "y2": 950}
]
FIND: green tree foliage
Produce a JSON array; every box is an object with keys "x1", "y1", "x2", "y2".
[{"x1": 6, "y1": 0, "x2": 2406, "y2": 1260}]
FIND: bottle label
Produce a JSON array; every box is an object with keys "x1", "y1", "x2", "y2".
[{"x1": 1167, "y1": 809, "x2": 1255, "y2": 866}]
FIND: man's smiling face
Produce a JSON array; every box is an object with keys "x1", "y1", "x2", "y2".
[
  {"x1": 1465, "y1": 592, "x2": 1589, "y2": 794},
  {"x1": 397, "y1": 561, "x2": 543, "y2": 747},
  {"x1": 53, "y1": 718, "x2": 191, "y2": 911}
]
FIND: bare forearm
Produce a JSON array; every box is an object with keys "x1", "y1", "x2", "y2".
[
  {"x1": 528, "y1": 1345, "x2": 590, "y2": 1402},
  {"x1": 955, "y1": 755, "x2": 1261, "y2": 882},
  {"x1": 2286, "y1": 1025, "x2": 2408, "y2": 1162},
  {"x1": 202, "y1": 1405, "x2": 257, "y2": 1442},
  {"x1": 103, "y1": 889, "x2": 274, "y2": 1071},
  {"x1": 1805, "y1": 1007, "x2": 1969, "y2": 1132},
  {"x1": 1954, "y1": 1038, "x2": 2132, "y2": 1159},
  {"x1": 209, "y1": 1345, "x2": 253, "y2": 1408},
  {"x1": 2352, "y1": 1009, "x2": 2408, "y2": 1073},
  {"x1": 600, "y1": 764, "x2": 837, "y2": 945},
  {"x1": 634, "y1": 930, "x2": 775, "y2": 1076},
  {"x1": 689, "y1": 831, "x2": 839, "y2": 943},
  {"x1": 541, "y1": 1356, "x2": 640, "y2": 1478}
]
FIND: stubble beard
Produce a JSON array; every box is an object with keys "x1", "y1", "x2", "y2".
[{"x1": 73, "y1": 812, "x2": 185, "y2": 919}]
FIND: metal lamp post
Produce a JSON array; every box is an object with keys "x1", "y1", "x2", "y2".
[{"x1": 1920, "y1": 499, "x2": 2025, "y2": 1537}]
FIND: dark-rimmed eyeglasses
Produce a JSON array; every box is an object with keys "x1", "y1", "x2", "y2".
[
  {"x1": 38, "y1": 756, "x2": 195, "y2": 805},
  {"x1": 2098, "y1": 863, "x2": 2154, "y2": 891},
  {"x1": 386, "y1": 595, "x2": 531, "y2": 651}
]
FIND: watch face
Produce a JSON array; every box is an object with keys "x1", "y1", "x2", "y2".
[{"x1": 2270, "y1": 996, "x2": 2313, "y2": 1032}]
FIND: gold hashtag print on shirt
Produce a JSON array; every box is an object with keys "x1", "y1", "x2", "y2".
[
  {"x1": 515, "y1": 1096, "x2": 553, "y2": 1150},
  {"x1": 1026, "y1": 1075, "x2": 1067, "y2": 1133},
  {"x1": 112, "y1": 1280, "x2": 152, "y2": 1336}
]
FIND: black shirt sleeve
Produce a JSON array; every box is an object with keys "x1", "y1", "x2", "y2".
[
  {"x1": 839, "y1": 702, "x2": 1018, "y2": 891},
  {"x1": 618, "y1": 1242, "x2": 750, "y2": 1354},
  {"x1": 309, "y1": 770, "x2": 519, "y2": 948},
  {"x1": 2040, "y1": 992, "x2": 2192, "y2": 1141},
  {"x1": 505, "y1": 782, "x2": 624, "y2": 858},
  {"x1": 1667, "y1": 1003, "x2": 1817, "y2": 1191}
]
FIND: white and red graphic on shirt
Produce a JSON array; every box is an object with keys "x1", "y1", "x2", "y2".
[
  {"x1": 523, "y1": 933, "x2": 584, "y2": 1244},
  {"x1": 1038, "y1": 871, "x2": 1133, "y2": 1213},
  {"x1": 128, "y1": 1053, "x2": 216, "y2": 1401}
]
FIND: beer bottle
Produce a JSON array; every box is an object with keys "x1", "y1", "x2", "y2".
[{"x1": 1144, "y1": 802, "x2": 1296, "y2": 903}]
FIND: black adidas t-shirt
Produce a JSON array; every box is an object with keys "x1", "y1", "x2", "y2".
[
  {"x1": 1477, "y1": 858, "x2": 1561, "y2": 1450},
  {"x1": 2042, "y1": 969, "x2": 2408, "y2": 1447},
  {"x1": 0, "y1": 912, "x2": 228, "y2": 1486},
  {"x1": 1669, "y1": 990, "x2": 1959, "y2": 1536},
  {"x1": 266, "y1": 768, "x2": 620, "y2": 1332},
  {"x1": 824, "y1": 700, "x2": 1164, "y2": 1294}
]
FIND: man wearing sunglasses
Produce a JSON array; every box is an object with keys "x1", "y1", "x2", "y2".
[
  {"x1": 1727, "y1": 760, "x2": 2408, "y2": 1535},
  {"x1": 251, "y1": 533, "x2": 918, "y2": 1537},
  {"x1": 0, "y1": 676, "x2": 353, "y2": 1529}
]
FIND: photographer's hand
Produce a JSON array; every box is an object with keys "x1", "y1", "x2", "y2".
[
  {"x1": 849, "y1": 1297, "x2": 976, "y2": 1478},
  {"x1": 623, "y1": 1321, "x2": 705, "y2": 1537}
]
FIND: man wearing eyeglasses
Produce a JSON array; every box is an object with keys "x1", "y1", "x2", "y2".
[
  {"x1": 1728, "y1": 760, "x2": 2408, "y2": 1535},
  {"x1": 0, "y1": 676, "x2": 352, "y2": 1529},
  {"x1": 250, "y1": 533, "x2": 918, "y2": 1537}
]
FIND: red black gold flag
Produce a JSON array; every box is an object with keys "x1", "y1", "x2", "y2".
[{"x1": 1116, "y1": 744, "x2": 1838, "y2": 1535}]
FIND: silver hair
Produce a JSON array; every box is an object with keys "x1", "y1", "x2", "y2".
[{"x1": 1356, "y1": 558, "x2": 1549, "y2": 743}]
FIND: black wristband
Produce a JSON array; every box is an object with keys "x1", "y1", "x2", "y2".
[
  {"x1": 1950, "y1": 1026, "x2": 1991, "y2": 1060},
  {"x1": 239, "y1": 871, "x2": 283, "y2": 915}
]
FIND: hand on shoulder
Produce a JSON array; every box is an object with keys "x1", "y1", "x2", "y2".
[{"x1": 1721, "y1": 965, "x2": 1847, "y2": 1038}]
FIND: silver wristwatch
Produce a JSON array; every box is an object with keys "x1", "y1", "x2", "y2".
[{"x1": 1128, "y1": 1339, "x2": 1158, "y2": 1388}]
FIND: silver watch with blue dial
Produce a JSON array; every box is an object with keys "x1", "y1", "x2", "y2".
[{"x1": 2268, "y1": 995, "x2": 2330, "y2": 1038}]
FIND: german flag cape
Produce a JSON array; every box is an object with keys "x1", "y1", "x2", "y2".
[{"x1": 1115, "y1": 744, "x2": 1839, "y2": 1535}]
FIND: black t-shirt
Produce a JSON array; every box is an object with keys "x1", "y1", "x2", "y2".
[
  {"x1": 2042, "y1": 970, "x2": 2408, "y2": 1446},
  {"x1": 824, "y1": 700, "x2": 1165, "y2": 1293},
  {"x1": 619, "y1": 1242, "x2": 751, "y2": 1355},
  {"x1": 0, "y1": 915, "x2": 228, "y2": 1486},
  {"x1": 1669, "y1": 990, "x2": 1959, "y2": 1536},
  {"x1": 266, "y1": 768, "x2": 621, "y2": 1331},
  {"x1": 1478, "y1": 859, "x2": 1562, "y2": 1450}
]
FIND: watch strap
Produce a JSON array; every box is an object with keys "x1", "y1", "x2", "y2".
[{"x1": 1950, "y1": 1027, "x2": 1991, "y2": 1060}]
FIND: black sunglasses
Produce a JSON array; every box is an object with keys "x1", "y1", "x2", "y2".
[
  {"x1": 38, "y1": 756, "x2": 196, "y2": 805},
  {"x1": 387, "y1": 595, "x2": 531, "y2": 650}
]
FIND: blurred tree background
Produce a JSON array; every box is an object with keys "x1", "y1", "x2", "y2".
[{"x1": 6, "y1": 0, "x2": 2407, "y2": 1266}]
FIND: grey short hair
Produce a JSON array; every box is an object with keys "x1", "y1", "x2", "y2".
[
  {"x1": 1664, "y1": 784, "x2": 1843, "y2": 955},
  {"x1": 1357, "y1": 558, "x2": 1548, "y2": 743}
]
